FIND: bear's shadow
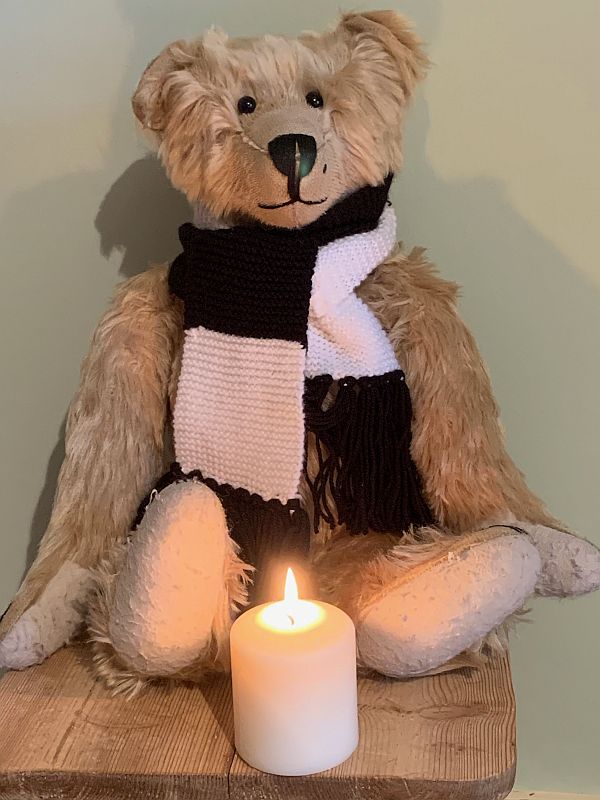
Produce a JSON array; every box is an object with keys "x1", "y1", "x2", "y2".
[{"x1": 95, "y1": 156, "x2": 190, "y2": 279}]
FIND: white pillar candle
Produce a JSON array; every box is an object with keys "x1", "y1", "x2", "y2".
[{"x1": 230, "y1": 568, "x2": 359, "y2": 776}]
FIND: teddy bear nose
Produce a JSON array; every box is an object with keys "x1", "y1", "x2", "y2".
[{"x1": 268, "y1": 134, "x2": 317, "y2": 185}]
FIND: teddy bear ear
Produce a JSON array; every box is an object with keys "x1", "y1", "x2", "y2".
[
  {"x1": 338, "y1": 10, "x2": 429, "y2": 100},
  {"x1": 132, "y1": 39, "x2": 196, "y2": 132}
]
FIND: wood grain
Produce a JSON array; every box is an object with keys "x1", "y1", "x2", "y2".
[
  {"x1": 0, "y1": 646, "x2": 515, "y2": 800},
  {"x1": 0, "y1": 646, "x2": 234, "y2": 799},
  {"x1": 509, "y1": 795, "x2": 600, "y2": 800}
]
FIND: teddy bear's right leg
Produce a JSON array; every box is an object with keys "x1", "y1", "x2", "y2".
[
  {"x1": 315, "y1": 526, "x2": 541, "y2": 678},
  {"x1": 89, "y1": 481, "x2": 250, "y2": 695}
]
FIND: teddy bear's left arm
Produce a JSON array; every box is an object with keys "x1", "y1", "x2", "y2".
[{"x1": 359, "y1": 246, "x2": 600, "y2": 597}]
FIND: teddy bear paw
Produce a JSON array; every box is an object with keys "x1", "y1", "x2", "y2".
[
  {"x1": 518, "y1": 524, "x2": 600, "y2": 597},
  {"x1": 0, "y1": 561, "x2": 93, "y2": 670}
]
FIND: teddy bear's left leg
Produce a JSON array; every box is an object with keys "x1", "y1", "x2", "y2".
[{"x1": 315, "y1": 526, "x2": 540, "y2": 678}]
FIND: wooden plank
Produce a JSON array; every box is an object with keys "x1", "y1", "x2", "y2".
[
  {"x1": 509, "y1": 795, "x2": 600, "y2": 800},
  {"x1": 229, "y1": 652, "x2": 516, "y2": 800},
  {"x1": 0, "y1": 645, "x2": 234, "y2": 800},
  {"x1": 0, "y1": 647, "x2": 515, "y2": 800}
]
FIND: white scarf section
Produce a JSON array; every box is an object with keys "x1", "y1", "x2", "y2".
[{"x1": 306, "y1": 205, "x2": 398, "y2": 379}]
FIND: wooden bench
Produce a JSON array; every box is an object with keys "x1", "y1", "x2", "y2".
[{"x1": 0, "y1": 645, "x2": 515, "y2": 799}]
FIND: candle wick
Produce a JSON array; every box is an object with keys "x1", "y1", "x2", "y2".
[{"x1": 287, "y1": 614, "x2": 295, "y2": 627}]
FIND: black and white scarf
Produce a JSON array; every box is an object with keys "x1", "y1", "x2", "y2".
[{"x1": 137, "y1": 177, "x2": 433, "y2": 562}]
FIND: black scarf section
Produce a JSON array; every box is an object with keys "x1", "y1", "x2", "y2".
[
  {"x1": 169, "y1": 174, "x2": 393, "y2": 344},
  {"x1": 305, "y1": 371, "x2": 433, "y2": 535}
]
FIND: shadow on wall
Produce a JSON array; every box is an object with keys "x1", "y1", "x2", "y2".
[
  {"x1": 395, "y1": 95, "x2": 600, "y2": 530},
  {"x1": 95, "y1": 156, "x2": 189, "y2": 279},
  {"x1": 23, "y1": 420, "x2": 66, "y2": 582},
  {"x1": 10, "y1": 0, "x2": 598, "y2": 583}
]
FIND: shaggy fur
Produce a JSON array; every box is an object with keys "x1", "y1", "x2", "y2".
[
  {"x1": 2, "y1": 10, "x2": 598, "y2": 690},
  {"x1": 2, "y1": 247, "x2": 596, "y2": 689}
]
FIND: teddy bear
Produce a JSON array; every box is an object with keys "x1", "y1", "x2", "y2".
[{"x1": 1, "y1": 10, "x2": 599, "y2": 696}]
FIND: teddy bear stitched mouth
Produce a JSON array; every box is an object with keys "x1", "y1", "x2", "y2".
[{"x1": 258, "y1": 196, "x2": 328, "y2": 210}]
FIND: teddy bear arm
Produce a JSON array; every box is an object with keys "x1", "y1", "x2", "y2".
[
  {"x1": 359, "y1": 247, "x2": 600, "y2": 597},
  {"x1": 360, "y1": 247, "x2": 557, "y2": 531},
  {"x1": 0, "y1": 265, "x2": 181, "y2": 656}
]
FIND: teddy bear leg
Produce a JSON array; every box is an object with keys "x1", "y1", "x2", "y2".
[
  {"x1": 88, "y1": 481, "x2": 250, "y2": 694},
  {"x1": 315, "y1": 526, "x2": 541, "y2": 678},
  {"x1": 358, "y1": 527, "x2": 541, "y2": 677}
]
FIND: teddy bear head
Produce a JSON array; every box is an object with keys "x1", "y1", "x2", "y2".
[{"x1": 133, "y1": 10, "x2": 427, "y2": 229}]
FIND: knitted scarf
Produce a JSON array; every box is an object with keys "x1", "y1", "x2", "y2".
[{"x1": 136, "y1": 177, "x2": 433, "y2": 563}]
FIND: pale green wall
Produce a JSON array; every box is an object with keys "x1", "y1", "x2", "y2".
[{"x1": 1, "y1": 1, "x2": 598, "y2": 792}]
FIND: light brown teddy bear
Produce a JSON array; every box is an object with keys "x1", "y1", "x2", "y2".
[{"x1": 1, "y1": 11, "x2": 599, "y2": 696}]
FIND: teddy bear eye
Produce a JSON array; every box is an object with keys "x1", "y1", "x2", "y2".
[
  {"x1": 305, "y1": 91, "x2": 324, "y2": 109},
  {"x1": 237, "y1": 95, "x2": 257, "y2": 114}
]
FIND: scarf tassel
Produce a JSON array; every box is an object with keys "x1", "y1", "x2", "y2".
[{"x1": 304, "y1": 370, "x2": 434, "y2": 535}]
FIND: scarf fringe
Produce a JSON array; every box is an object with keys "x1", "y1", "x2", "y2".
[{"x1": 304, "y1": 370, "x2": 434, "y2": 535}]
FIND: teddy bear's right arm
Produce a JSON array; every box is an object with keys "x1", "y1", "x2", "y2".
[
  {"x1": 361, "y1": 245, "x2": 560, "y2": 532},
  {"x1": 359, "y1": 246, "x2": 600, "y2": 598},
  {"x1": 0, "y1": 265, "x2": 182, "y2": 660}
]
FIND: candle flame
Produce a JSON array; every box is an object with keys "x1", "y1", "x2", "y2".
[
  {"x1": 256, "y1": 566, "x2": 323, "y2": 632},
  {"x1": 284, "y1": 567, "x2": 299, "y2": 603}
]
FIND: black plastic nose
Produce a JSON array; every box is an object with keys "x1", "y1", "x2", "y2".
[{"x1": 268, "y1": 134, "x2": 317, "y2": 196}]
